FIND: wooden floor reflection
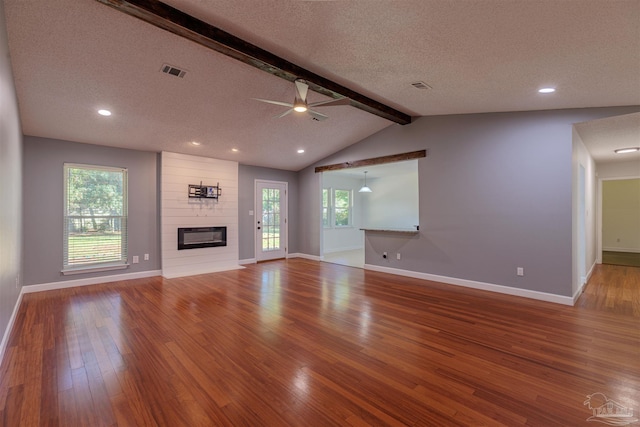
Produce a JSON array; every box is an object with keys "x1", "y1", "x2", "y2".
[{"x1": 1, "y1": 260, "x2": 638, "y2": 426}]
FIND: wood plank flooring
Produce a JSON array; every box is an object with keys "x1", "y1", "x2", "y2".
[{"x1": 0, "y1": 260, "x2": 638, "y2": 426}]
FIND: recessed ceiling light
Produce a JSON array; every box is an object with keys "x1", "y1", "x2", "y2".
[
  {"x1": 297, "y1": 149, "x2": 305, "y2": 154},
  {"x1": 98, "y1": 109, "x2": 112, "y2": 116},
  {"x1": 538, "y1": 88, "x2": 556, "y2": 94},
  {"x1": 231, "y1": 148, "x2": 239, "y2": 152},
  {"x1": 190, "y1": 141, "x2": 201, "y2": 146},
  {"x1": 614, "y1": 147, "x2": 640, "y2": 154}
]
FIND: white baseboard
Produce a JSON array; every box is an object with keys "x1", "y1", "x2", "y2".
[
  {"x1": 602, "y1": 247, "x2": 640, "y2": 253},
  {"x1": 586, "y1": 260, "x2": 596, "y2": 283},
  {"x1": 0, "y1": 287, "x2": 25, "y2": 367},
  {"x1": 22, "y1": 269, "x2": 163, "y2": 294},
  {"x1": 364, "y1": 264, "x2": 574, "y2": 306},
  {"x1": 287, "y1": 253, "x2": 322, "y2": 261},
  {"x1": 573, "y1": 261, "x2": 597, "y2": 304},
  {"x1": 239, "y1": 258, "x2": 257, "y2": 265},
  {"x1": 323, "y1": 246, "x2": 364, "y2": 254}
]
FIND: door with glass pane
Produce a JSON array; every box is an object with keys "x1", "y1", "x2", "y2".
[{"x1": 256, "y1": 180, "x2": 287, "y2": 261}]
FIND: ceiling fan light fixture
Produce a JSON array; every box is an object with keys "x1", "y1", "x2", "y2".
[
  {"x1": 359, "y1": 171, "x2": 373, "y2": 193},
  {"x1": 293, "y1": 99, "x2": 308, "y2": 113}
]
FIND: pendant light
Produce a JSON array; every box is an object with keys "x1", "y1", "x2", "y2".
[{"x1": 359, "y1": 171, "x2": 372, "y2": 193}]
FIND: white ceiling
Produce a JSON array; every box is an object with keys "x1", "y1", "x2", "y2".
[
  {"x1": 574, "y1": 112, "x2": 640, "y2": 164},
  {"x1": 4, "y1": 0, "x2": 640, "y2": 171}
]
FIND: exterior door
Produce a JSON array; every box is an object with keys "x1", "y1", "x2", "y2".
[{"x1": 255, "y1": 180, "x2": 287, "y2": 261}]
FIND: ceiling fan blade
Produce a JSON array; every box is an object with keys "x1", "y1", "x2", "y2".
[
  {"x1": 276, "y1": 109, "x2": 294, "y2": 118},
  {"x1": 253, "y1": 98, "x2": 294, "y2": 108},
  {"x1": 294, "y1": 79, "x2": 309, "y2": 102},
  {"x1": 309, "y1": 97, "x2": 350, "y2": 108},
  {"x1": 308, "y1": 109, "x2": 329, "y2": 121}
]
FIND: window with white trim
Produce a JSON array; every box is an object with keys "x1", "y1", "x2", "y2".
[
  {"x1": 63, "y1": 163, "x2": 128, "y2": 272},
  {"x1": 333, "y1": 189, "x2": 352, "y2": 227},
  {"x1": 323, "y1": 188, "x2": 353, "y2": 228},
  {"x1": 322, "y1": 188, "x2": 331, "y2": 227}
]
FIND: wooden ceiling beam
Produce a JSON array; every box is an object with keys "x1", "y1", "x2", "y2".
[
  {"x1": 95, "y1": 0, "x2": 412, "y2": 125},
  {"x1": 314, "y1": 150, "x2": 426, "y2": 173}
]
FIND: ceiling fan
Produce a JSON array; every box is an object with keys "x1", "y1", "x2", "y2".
[{"x1": 253, "y1": 79, "x2": 350, "y2": 121}]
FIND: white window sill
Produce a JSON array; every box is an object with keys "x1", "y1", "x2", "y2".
[{"x1": 62, "y1": 263, "x2": 130, "y2": 276}]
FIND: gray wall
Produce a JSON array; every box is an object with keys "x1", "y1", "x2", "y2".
[
  {"x1": 299, "y1": 107, "x2": 640, "y2": 297},
  {"x1": 238, "y1": 164, "x2": 299, "y2": 260},
  {"x1": 0, "y1": 0, "x2": 23, "y2": 348},
  {"x1": 22, "y1": 136, "x2": 160, "y2": 285}
]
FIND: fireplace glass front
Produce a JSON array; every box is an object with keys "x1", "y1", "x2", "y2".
[{"x1": 178, "y1": 226, "x2": 227, "y2": 250}]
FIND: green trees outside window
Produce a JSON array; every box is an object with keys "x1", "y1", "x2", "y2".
[
  {"x1": 323, "y1": 188, "x2": 352, "y2": 228},
  {"x1": 63, "y1": 164, "x2": 128, "y2": 269}
]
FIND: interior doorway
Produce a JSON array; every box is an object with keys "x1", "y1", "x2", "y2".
[
  {"x1": 601, "y1": 178, "x2": 640, "y2": 268},
  {"x1": 320, "y1": 171, "x2": 365, "y2": 269}
]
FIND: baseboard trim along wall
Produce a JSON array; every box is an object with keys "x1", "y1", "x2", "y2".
[
  {"x1": 322, "y1": 246, "x2": 364, "y2": 254},
  {"x1": 364, "y1": 264, "x2": 575, "y2": 306},
  {"x1": 0, "y1": 288, "x2": 25, "y2": 367},
  {"x1": 287, "y1": 253, "x2": 322, "y2": 261},
  {"x1": 239, "y1": 258, "x2": 257, "y2": 265},
  {"x1": 573, "y1": 260, "x2": 597, "y2": 304},
  {"x1": 602, "y1": 247, "x2": 640, "y2": 253},
  {"x1": 22, "y1": 269, "x2": 163, "y2": 294}
]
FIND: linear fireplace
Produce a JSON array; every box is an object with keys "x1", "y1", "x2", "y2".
[{"x1": 178, "y1": 226, "x2": 227, "y2": 250}]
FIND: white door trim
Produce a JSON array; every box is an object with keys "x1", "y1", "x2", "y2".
[{"x1": 255, "y1": 179, "x2": 288, "y2": 261}]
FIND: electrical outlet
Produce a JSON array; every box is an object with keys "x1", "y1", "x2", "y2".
[
  {"x1": 396, "y1": 253, "x2": 401, "y2": 260},
  {"x1": 144, "y1": 253, "x2": 149, "y2": 261},
  {"x1": 383, "y1": 252, "x2": 388, "y2": 259},
  {"x1": 133, "y1": 256, "x2": 139, "y2": 264},
  {"x1": 517, "y1": 267, "x2": 524, "y2": 276}
]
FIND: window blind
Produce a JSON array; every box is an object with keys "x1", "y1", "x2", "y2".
[{"x1": 63, "y1": 163, "x2": 128, "y2": 270}]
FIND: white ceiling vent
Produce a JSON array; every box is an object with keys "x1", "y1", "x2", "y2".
[
  {"x1": 161, "y1": 64, "x2": 187, "y2": 78},
  {"x1": 411, "y1": 81, "x2": 432, "y2": 90}
]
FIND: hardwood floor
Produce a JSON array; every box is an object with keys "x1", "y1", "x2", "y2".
[
  {"x1": 322, "y1": 249, "x2": 364, "y2": 269},
  {"x1": 1, "y1": 260, "x2": 638, "y2": 426}
]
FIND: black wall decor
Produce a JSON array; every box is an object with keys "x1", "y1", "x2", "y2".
[{"x1": 188, "y1": 182, "x2": 222, "y2": 199}]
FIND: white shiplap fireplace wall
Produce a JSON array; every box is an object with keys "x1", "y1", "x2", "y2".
[{"x1": 161, "y1": 151, "x2": 240, "y2": 278}]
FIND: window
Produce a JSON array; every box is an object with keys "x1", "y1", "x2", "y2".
[
  {"x1": 322, "y1": 188, "x2": 330, "y2": 227},
  {"x1": 333, "y1": 189, "x2": 352, "y2": 227},
  {"x1": 63, "y1": 164, "x2": 128, "y2": 273},
  {"x1": 323, "y1": 188, "x2": 353, "y2": 227}
]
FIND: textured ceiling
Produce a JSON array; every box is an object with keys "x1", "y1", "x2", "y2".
[
  {"x1": 575, "y1": 112, "x2": 640, "y2": 164},
  {"x1": 4, "y1": 0, "x2": 640, "y2": 170}
]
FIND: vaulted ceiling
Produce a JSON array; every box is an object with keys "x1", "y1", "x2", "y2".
[{"x1": 4, "y1": 0, "x2": 640, "y2": 170}]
